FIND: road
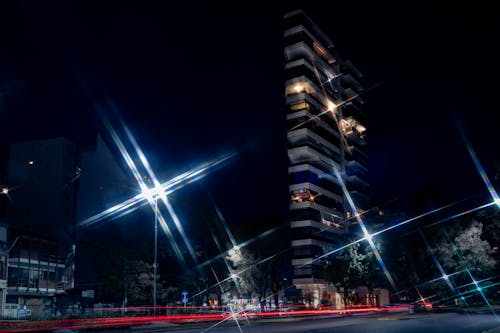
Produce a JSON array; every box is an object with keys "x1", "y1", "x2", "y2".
[{"x1": 151, "y1": 313, "x2": 500, "y2": 333}]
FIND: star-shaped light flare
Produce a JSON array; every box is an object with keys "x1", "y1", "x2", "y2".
[{"x1": 79, "y1": 106, "x2": 236, "y2": 267}]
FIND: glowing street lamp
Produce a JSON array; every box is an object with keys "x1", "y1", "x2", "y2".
[{"x1": 1, "y1": 187, "x2": 8, "y2": 195}]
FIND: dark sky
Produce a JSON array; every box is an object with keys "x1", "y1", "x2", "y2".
[{"x1": 1, "y1": 1, "x2": 499, "y2": 227}]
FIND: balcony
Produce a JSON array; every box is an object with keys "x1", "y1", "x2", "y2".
[
  {"x1": 284, "y1": 25, "x2": 337, "y2": 67},
  {"x1": 340, "y1": 117, "x2": 366, "y2": 139},
  {"x1": 288, "y1": 128, "x2": 340, "y2": 156},
  {"x1": 347, "y1": 160, "x2": 368, "y2": 174},
  {"x1": 342, "y1": 87, "x2": 364, "y2": 106},
  {"x1": 288, "y1": 146, "x2": 340, "y2": 172},
  {"x1": 341, "y1": 60, "x2": 363, "y2": 79},
  {"x1": 346, "y1": 146, "x2": 368, "y2": 164},
  {"x1": 291, "y1": 220, "x2": 345, "y2": 235},
  {"x1": 290, "y1": 200, "x2": 343, "y2": 220},
  {"x1": 291, "y1": 238, "x2": 333, "y2": 249},
  {"x1": 286, "y1": 76, "x2": 338, "y2": 112},
  {"x1": 342, "y1": 101, "x2": 366, "y2": 121},
  {"x1": 289, "y1": 163, "x2": 338, "y2": 182},
  {"x1": 350, "y1": 190, "x2": 370, "y2": 205},
  {"x1": 341, "y1": 72, "x2": 363, "y2": 92},
  {"x1": 286, "y1": 58, "x2": 338, "y2": 89},
  {"x1": 286, "y1": 90, "x2": 329, "y2": 114},
  {"x1": 290, "y1": 182, "x2": 342, "y2": 203},
  {"x1": 348, "y1": 174, "x2": 369, "y2": 188},
  {"x1": 287, "y1": 101, "x2": 341, "y2": 139}
]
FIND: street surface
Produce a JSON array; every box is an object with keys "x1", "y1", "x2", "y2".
[{"x1": 151, "y1": 313, "x2": 500, "y2": 333}]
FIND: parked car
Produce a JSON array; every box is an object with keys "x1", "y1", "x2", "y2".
[{"x1": 414, "y1": 301, "x2": 433, "y2": 312}]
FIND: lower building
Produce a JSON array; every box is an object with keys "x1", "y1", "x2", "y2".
[
  {"x1": 0, "y1": 223, "x2": 7, "y2": 317},
  {"x1": 4, "y1": 231, "x2": 74, "y2": 318}
]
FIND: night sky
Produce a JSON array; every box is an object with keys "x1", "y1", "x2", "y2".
[{"x1": 1, "y1": 1, "x2": 499, "y2": 229}]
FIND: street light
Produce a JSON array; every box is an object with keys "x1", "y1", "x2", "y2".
[
  {"x1": 153, "y1": 195, "x2": 158, "y2": 313},
  {"x1": 142, "y1": 186, "x2": 161, "y2": 314},
  {"x1": 1, "y1": 187, "x2": 8, "y2": 195}
]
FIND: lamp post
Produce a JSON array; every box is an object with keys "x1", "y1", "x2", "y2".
[{"x1": 153, "y1": 195, "x2": 158, "y2": 314}]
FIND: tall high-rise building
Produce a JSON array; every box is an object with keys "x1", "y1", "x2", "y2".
[{"x1": 284, "y1": 10, "x2": 369, "y2": 305}]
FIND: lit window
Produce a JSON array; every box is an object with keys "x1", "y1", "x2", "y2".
[
  {"x1": 290, "y1": 102, "x2": 310, "y2": 111},
  {"x1": 294, "y1": 84, "x2": 305, "y2": 93},
  {"x1": 355, "y1": 124, "x2": 366, "y2": 133},
  {"x1": 291, "y1": 189, "x2": 318, "y2": 203}
]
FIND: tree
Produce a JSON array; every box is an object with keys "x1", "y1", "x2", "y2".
[
  {"x1": 325, "y1": 242, "x2": 368, "y2": 306},
  {"x1": 124, "y1": 260, "x2": 155, "y2": 305},
  {"x1": 433, "y1": 220, "x2": 495, "y2": 281},
  {"x1": 224, "y1": 246, "x2": 285, "y2": 309},
  {"x1": 226, "y1": 247, "x2": 264, "y2": 299}
]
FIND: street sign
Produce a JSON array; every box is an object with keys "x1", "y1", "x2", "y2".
[
  {"x1": 181, "y1": 290, "x2": 188, "y2": 305},
  {"x1": 82, "y1": 290, "x2": 95, "y2": 298},
  {"x1": 18, "y1": 309, "x2": 31, "y2": 319}
]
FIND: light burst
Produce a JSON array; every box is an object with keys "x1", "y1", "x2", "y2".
[{"x1": 79, "y1": 104, "x2": 236, "y2": 267}]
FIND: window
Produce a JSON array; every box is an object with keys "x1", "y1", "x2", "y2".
[
  {"x1": 8, "y1": 267, "x2": 18, "y2": 279},
  {"x1": 6, "y1": 295, "x2": 19, "y2": 304}
]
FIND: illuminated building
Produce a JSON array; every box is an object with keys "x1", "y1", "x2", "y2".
[{"x1": 284, "y1": 10, "x2": 369, "y2": 306}]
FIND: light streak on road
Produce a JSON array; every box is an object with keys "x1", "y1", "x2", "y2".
[{"x1": 0, "y1": 306, "x2": 411, "y2": 332}]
